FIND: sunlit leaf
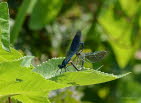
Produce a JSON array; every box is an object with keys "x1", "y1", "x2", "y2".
[
  {"x1": 0, "y1": 58, "x2": 67, "y2": 103},
  {"x1": 119, "y1": 0, "x2": 139, "y2": 16},
  {"x1": 33, "y1": 57, "x2": 67, "y2": 79},
  {"x1": 50, "y1": 69, "x2": 130, "y2": 86},
  {"x1": 0, "y1": 2, "x2": 10, "y2": 51},
  {"x1": 0, "y1": 46, "x2": 22, "y2": 62},
  {"x1": 34, "y1": 57, "x2": 130, "y2": 86},
  {"x1": 98, "y1": 6, "x2": 136, "y2": 68}
]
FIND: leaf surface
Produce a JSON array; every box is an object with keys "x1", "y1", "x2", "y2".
[
  {"x1": 0, "y1": 46, "x2": 22, "y2": 62},
  {"x1": 34, "y1": 57, "x2": 130, "y2": 86},
  {"x1": 29, "y1": 0, "x2": 63, "y2": 30},
  {"x1": 0, "y1": 2, "x2": 10, "y2": 51},
  {"x1": 98, "y1": 6, "x2": 136, "y2": 68},
  {"x1": 0, "y1": 58, "x2": 67, "y2": 103}
]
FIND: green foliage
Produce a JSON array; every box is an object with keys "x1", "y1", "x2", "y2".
[
  {"x1": 0, "y1": 46, "x2": 22, "y2": 62},
  {"x1": 10, "y1": 0, "x2": 35, "y2": 44},
  {"x1": 119, "y1": 0, "x2": 139, "y2": 16},
  {"x1": 34, "y1": 57, "x2": 129, "y2": 86},
  {"x1": 0, "y1": 2, "x2": 129, "y2": 101},
  {"x1": 99, "y1": 6, "x2": 136, "y2": 68},
  {"x1": 10, "y1": 0, "x2": 63, "y2": 43},
  {"x1": 0, "y1": 53, "x2": 129, "y2": 103},
  {"x1": 50, "y1": 69, "x2": 129, "y2": 86},
  {"x1": 0, "y1": 2, "x2": 10, "y2": 51},
  {"x1": 1, "y1": 1, "x2": 138, "y2": 103},
  {"x1": 117, "y1": 75, "x2": 141, "y2": 103},
  {"x1": 29, "y1": 0, "x2": 63, "y2": 30},
  {"x1": 0, "y1": 58, "x2": 66, "y2": 103}
]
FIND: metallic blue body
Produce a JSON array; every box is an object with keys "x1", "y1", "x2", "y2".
[{"x1": 58, "y1": 31, "x2": 81, "y2": 69}]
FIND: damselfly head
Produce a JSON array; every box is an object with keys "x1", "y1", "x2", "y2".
[{"x1": 58, "y1": 64, "x2": 65, "y2": 69}]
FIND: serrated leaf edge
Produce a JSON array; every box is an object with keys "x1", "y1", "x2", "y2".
[{"x1": 36, "y1": 57, "x2": 65, "y2": 67}]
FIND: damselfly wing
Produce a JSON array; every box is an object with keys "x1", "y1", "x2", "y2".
[
  {"x1": 58, "y1": 31, "x2": 83, "y2": 72},
  {"x1": 76, "y1": 51, "x2": 107, "y2": 69},
  {"x1": 84, "y1": 51, "x2": 107, "y2": 63}
]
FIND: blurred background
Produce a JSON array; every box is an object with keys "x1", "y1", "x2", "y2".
[{"x1": 3, "y1": 0, "x2": 141, "y2": 102}]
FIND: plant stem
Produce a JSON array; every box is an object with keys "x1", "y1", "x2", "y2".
[{"x1": 8, "y1": 97, "x2": 11, "y2": 103}]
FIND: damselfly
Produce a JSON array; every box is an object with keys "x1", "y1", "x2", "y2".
[
  {"x1": 58, "y1": 30, "x2": 107, "y2": 73},
  {"x1": 58, "y1": 31, "x2": 84, "y2": 73}
]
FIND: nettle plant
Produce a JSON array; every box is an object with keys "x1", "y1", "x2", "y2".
[{"x1": 0, "y1": 2, "x2": 130, "y2": 103}]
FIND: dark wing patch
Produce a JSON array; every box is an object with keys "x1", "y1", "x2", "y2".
[{"x1": 66, "y1": 31, "x2": 81, "y2": 58}]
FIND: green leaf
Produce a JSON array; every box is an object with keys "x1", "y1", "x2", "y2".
[
  {"x1": 10, "y1": 0, "x2": 35, "y2": 44},
  {"x1": 29, "y1": 0, "x2": 63, "y2": 30},
  {"x1": 20, "y1": 56, "x2": 34, "y2": 67},
  {"x1": 138, "y1": 3, "x2": 141, "y2": 28},
  {"x1": 0, "y1": 46, "x2": 22, "y2": 62},
  {"x1": 33, "y1": 57, "x2": 66, "y2": 79},
  {"x1": 27, "y1": 0, "x2": 37, "y2": 14},
  {"x1": 50, "y1": 70, "x2": 130, "y2": 86},
  {"x1": 119, "y1": 0, "x2": 139, "y2": 16},
  {"x1": 0, "y1": 58, "x2": 67, "y2": 103},
  {"x1": 0, "y1": 94, "x2": 19, "y2": 103},
  {"x1": 98, "y1": 6, "x2": 135, "y2": 68},
  {"x1": 0, "y1": 2, "x2": 10, "y2": 52},
  {"x1": 34, "y1": 57, "x2": 130, "y2": 86}
]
